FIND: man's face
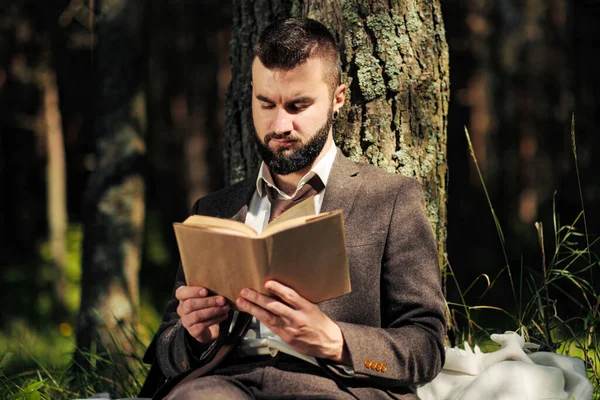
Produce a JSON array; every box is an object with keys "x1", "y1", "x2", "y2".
[{"x1": 251, "y1": 57, "x2": 335, "y2": 175}]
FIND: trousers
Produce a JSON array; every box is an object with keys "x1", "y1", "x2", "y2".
[{"x1": 163, "y1": 354, "x2": 358, "y2": 400}]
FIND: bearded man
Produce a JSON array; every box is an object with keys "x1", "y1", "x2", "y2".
[{"x1": 144, "y1": 17, "x2": 446, "y2": 400}]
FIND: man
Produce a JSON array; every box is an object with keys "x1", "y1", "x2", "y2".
[{"x1": 147, "y1": 17, "x2": 446, "y2": 399}]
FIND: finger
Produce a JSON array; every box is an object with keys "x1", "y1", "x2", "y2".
[
  {"x1": 181, "y1": 304, "x2": 230, "y2": 328},
  {"x1": 264, "y1": 280, "x2": 308, "y2": 310},
  {"x1": 240, "y1": 287, "x2": 295, "y2": 320},
  {"x1": 188, "y1": 313, "x2": 228, "y2": 340},
  {"x1": 176, "y1": 285, "x2": 208, "y2": 301},
  {"x1": 236, "y1": 295, "x2": 282, "y2": 329},
  {"x1": 179, "y1": 295, "x2": 227, "y2": 315}
]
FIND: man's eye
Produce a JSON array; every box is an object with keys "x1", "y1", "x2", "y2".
[
  {"x1": 290, "y1": 104, "x2": 308, "y2": 112},
  {"x1": 261, "y1": 104, "x2": 275, "y2": 110}
]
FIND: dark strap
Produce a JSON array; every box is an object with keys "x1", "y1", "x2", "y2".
[{"x1": 159, "y1": 312, "x2": 253, "y2": 399}]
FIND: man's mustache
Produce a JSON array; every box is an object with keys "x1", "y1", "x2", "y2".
[{"x1": 264, "y1": 133, "x2": 301, "y2": 143}]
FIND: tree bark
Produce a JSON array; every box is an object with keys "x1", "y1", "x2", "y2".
[
  {"x1": 224, "y1": 0, "x2": 449, "y2": 263},
  {"x1": 76, "y1": 0, "x2": 146, "y2": 365},
  {"x1": 224, "y1": 0, "x2": 292, "y2": 185}
]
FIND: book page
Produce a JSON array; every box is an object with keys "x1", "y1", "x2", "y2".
[
  {"x1": 182, "y1": 214, "x2": 258, "y2": 237},
  {"x1": 265, "y1": 209, "x2": 350, "y2": 303},
  {"x1": 177, "y1": 225, "x2": 248, "y2": 237},
  {"x1": 261, "y1": 210, "x2": 337, "y2": 237},
  {"x1": 174, "y1": 224, "x2": 267, "y2": 303}
]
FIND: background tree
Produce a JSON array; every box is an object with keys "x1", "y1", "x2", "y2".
[
  {"x1": 224, "y1": 0, "x2": 450, "y2": 263},
  {"x1": 0, "y1": 0, "x2": 76, "y2": 321},
  {"x1": 144, "y1": 0, "x2": 232, "y2": 310},
  {"x1": 75, "y1": 0, "x2": 146, "y2": 363}
]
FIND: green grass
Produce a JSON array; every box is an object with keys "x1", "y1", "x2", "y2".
[
  {"x1": 0, "y1": 296, "x2": 161, "y2": 399},
  {"x1": 0, "y1": 320, "x2": 75, "y2": 373},
  {"x1": 0, "y1": 320, "x2": 154, "y2": 399},
  {"x1": 0, "y1": 215, "x2": 167, "y2": 399}
]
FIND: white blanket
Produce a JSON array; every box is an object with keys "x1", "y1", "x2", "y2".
[{"x1": 417, "y1": 332, "x2": 594, "y2": 400}]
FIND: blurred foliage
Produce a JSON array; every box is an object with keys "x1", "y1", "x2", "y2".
[
  {"x1": 0, "y1": 219, "x2": 162, "y2": 397},
  {"x1": 0, "y1": 299, "x2": 161, "y2": 374},
  {"x1": 39, "y1": 224, "x2": 82, "y2": 314},
  {"x1": 0, "y1": 319, "x2": 152, "y2": 399},
  {"x1": 0, "y1": 320, "x2": 74, "y2": 372},
  {"x1": 0, "y1": 300, "x2": 160, "y2": 399},
  {"x1": 1, "y1": 223, "x2": 82, "y2": 325}
]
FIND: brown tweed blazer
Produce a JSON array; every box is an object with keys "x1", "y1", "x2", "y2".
[{"x1": 152, "y1": 150, "x2": 446, "y2": 399}]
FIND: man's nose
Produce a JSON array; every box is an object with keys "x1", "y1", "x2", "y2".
[{"x1": 272, "y1": 108, "x2": 293, "y2": 135}]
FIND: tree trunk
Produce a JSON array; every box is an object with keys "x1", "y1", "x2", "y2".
[
  {"x1": 42, "y1": 68, "x2": 69, "y2": 310},
  {"x1": 224, "y1": 0, "x2": 449, "y2": 263},
  {"x1": 76, "y1": 0, "x2": 146, "y2": 368},
  {"x1": 224, "y1": 0, "x2": 291, "y2": 185}
]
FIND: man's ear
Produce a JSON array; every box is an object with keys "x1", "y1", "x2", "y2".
[{"x1": 332, "y1": 83, "x2": 346, "y2": 113}]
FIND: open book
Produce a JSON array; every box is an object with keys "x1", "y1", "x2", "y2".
[{"x1": 173, "y1": 198, "x2": 351, "y2": 305}]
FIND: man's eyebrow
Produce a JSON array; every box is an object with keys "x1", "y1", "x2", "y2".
[
  {"x1": 256, "y1": 94, "x2": 274, "y2": 103},
  {"x1": 289, "y1": 96, "x2": 313, "y2": 104},
  {"x1": 256, "y1": 94, "x2": 314, "y2": 104}
]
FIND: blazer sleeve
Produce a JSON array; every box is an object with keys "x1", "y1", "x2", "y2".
[
  {"x1": 154, "y1": 199, "x2": 231, "y2": 378},
  {"x1": 332, "y1": 178, "x2": 446, "y2": 388}
]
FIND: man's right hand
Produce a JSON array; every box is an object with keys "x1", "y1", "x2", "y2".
[{"x1": 176, "y1": 286, "x2": 230, "y2": 344}]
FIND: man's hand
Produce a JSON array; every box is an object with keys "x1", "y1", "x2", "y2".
[
  {"x1": 176, "y1": 286, "x2": 230, "y2": 344},
  {"x1": 236, "y1": 280, "x2": 350, "y2": 364}
]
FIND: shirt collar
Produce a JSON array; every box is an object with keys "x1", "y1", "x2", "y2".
[{"x1": 256, "y1": 142, "x2": 337, "y2": 199}]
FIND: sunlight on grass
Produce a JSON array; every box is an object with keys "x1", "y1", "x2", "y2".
[
  {"x1": 558, "y1": 339, "x2": 599, "y2": 384},
  {"x1": 0, "y1": 320, "x2": 75, "y2": 372},
  {"x1": 0, "y1": 297, "x2": 161, "y2": 399}
]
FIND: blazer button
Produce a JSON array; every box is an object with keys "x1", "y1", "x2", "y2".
[
  {"x1": 375, "y1": 362, "x2": 382, "y2": 371},
  {"x1": 364, "y1": 360, "x2": 371, "y2": 369},
  {"x1": 381, "y1": 363, "x2": 387, "y2": 372}
]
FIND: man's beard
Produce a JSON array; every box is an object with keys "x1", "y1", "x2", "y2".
[{"x1": 254, "y1": 109, "x2": 333, "y2": 175}]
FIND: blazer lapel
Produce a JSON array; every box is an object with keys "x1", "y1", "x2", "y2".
[
  {"x1": 321, "y1": 148, "x2": 361, "y2": 222},
  {"x1": 224, "y1": 177, "x2": 256, "y2": 222},
  {"x1": 230, "y1": 203, "x2": 250, "y2": 223}
]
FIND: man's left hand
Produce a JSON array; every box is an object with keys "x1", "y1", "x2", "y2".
[{"x1": 236, "y1": 280, "x2": 350, "y2": 364}]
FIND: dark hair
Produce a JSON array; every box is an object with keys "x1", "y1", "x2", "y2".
[{"x1": 253, "y1": 18, "x2": 341, "y2": 92}]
